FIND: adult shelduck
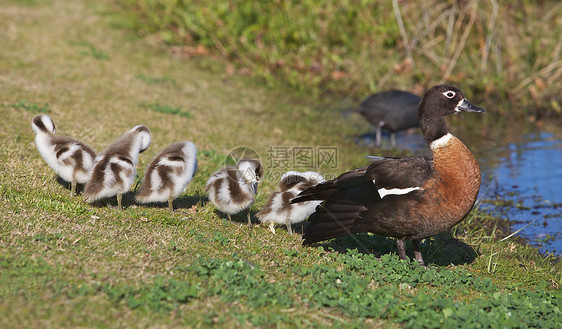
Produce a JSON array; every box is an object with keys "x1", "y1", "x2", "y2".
[
  {"x1": 293, "y1": 85, "x2": 485, "y2": 265},
  {"x1": 355, "y1": 90, "x2": 421, "y2": 147},
  {"x1": 205, "y1": 159, "x2": 263, "y2": 225},
  {"x1": 135, "y1": 141, "x2": 197, "y2": 211},
  {"x1": 84, "y1": 125, "x2": 151, "y2": 210},
  {"x1": 31, "y1": 114, "x2": 96, "y2": 196},
  {"x1": 256, "y1": 171, "x2": 324, "y2": 235}
]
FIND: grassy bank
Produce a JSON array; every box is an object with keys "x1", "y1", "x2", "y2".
[
  {"x1": 119, "y1": 0, "x2": 562, "y2": 120},
  {"x1": 0, "y1": 0, "x2": 560, "y2": 328}
]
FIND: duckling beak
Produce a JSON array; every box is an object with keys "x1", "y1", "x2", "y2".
[
  {"x1": 251, "y1": 181, "x2": 259, "y2": 195},
  {"x1": 457, "y1": 98, "x2": 486, "y2": 113}
]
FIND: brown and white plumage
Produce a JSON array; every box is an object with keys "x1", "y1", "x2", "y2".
[
  {"x1": 293, "y1": 85, "x2": 485, "y2": 265},
  {"x1": 135, "y1": 141, "x2": 197, "y2": 211},
  {"x1": 31, "y1": 114, "x2": 96, "y2": 196},
  {"x1": 204, "y1": 159, "x2": 263, "y2": 225},
  {"x1": 84, "y1": 125, "x2": 151, "y2": 210},
  {"x1": 256, "y1": 171, "x2": 325, "y2": 235}
]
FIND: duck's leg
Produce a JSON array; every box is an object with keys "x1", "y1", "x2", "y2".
[
  {"x1": 396, "y1": 239, "x2": 406, "y2": 260},
  {"x1": 412, "y1": 239, "x2": 424, "y2": 266},
  {"x1": 390, "y1": 132, "x2": 396, "y2": 148},
  {"x1": 376, "y1": 122, "x2": 383, "y2": 147},
  {"x1": 285, "y1": 218, "x2": 293, "y2": 235},
  {"x1": 246, "y1": 209, "x2": 252, "y2": 227},
  {"x1": 168, "y1": 197, "x2": 174, "y2": 212},
  {"x1": 70, "y1": 179, "x2": 77, "y2": 197},
  {"x1": 117, "y1": 193, "x2": 123, "y2": 211},
  {"x1": 227, "y1": 213, "x2": 232, "y2": 221}
]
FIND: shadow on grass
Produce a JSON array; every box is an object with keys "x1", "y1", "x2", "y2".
[
  {"x1": 210, "y1": 208, "x2": 278, "y2": 227},
  {"x1": 55, "y1": 176, "x2": 85, "y2": 195},
  {"x1": 87, "y1": 192, "x2": 209, "y2": 212},
  {"x1": 306, "y1": 231, "x2": 478, "y2": 266},
  {"x1": 132, "y1": 195, "x2": 208, "y2": 211}
]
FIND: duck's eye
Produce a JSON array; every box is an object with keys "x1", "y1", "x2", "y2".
[{"x1": 442, "y1": 91, "x2": 456, "y2": 99}]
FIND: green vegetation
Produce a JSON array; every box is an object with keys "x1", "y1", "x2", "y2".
[
  {"x1": 120, "y1": 0, "x2": 562, "y2": 119},
  {"x1": 140, "y1": 102, "x2": 194, "y2": 118},
  {"x1": 73, "y1": 41, "x2": 111, "y2": 60},
  {"x1": 0, "y1": 0, "x2": 560, "y2": 328},
  {"x1": 136, "y1": 74, "x2": 176, "y2": 86},
  {"x1": 6, "y1": 99, "x2": 51, "y2": 113}
]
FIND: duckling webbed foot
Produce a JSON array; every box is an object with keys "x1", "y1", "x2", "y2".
[{"x1": 268, "y1": 222, "x2": 276, "y2": 234}]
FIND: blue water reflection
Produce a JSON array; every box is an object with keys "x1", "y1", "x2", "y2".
[{"x1": 480, "y1": 133, "x2": 562, "y2": 256}]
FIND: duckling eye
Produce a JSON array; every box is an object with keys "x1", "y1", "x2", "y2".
[{"x1": 442, "y1": 91, "x2": 456, "y2": 99}]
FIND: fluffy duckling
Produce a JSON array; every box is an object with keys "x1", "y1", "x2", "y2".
[
  {"x1": 205, "y1": 159, "x2": 263, "y2": 225},
  {"x1": 84, "y1": 125, "x2": 151, "y2": 210},
  {"x1": 31, "y1": 114, "x2": 96, "y2": 196},
  {"x1": 135, "y1": 141, "x2": 197, "y2": 211},
  {"x1": 256, "y1": 171, "x2": 325, "y2": 235}
]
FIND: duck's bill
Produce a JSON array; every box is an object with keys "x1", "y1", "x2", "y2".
[
  {"x1": 457, "y1": 98, "x2": 486, "y2": 113},
  {"x1": 251, "y1": 181, "x2": 258, "y2": 194}
]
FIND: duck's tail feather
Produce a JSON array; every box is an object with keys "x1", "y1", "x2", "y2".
[{"x1": 302, "y1": 200, "x2": 365, "y2": 245}]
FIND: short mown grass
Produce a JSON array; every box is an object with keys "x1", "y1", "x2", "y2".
[{"x1": 0, "y1": 0, "x2": 560, "y2": 328}]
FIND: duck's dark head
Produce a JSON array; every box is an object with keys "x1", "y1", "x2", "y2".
[
  {"x1": 418, "y1": 85, "x2": 485, "y2": 145},
  {"x1": 418, "y1": 84, "x2": 485, "y2": 118}
]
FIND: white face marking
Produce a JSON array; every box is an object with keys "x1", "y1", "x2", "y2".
[
  {"x1": 429, "y1": 133, "x2": 453, "y2": 150},
  {"x1": 377, "y1": 187, "x2": 423, "y2": 199},
  {"x1": 453, "y1": 98, "x2": 466, "y2": 113},
  {"x1": 442, "y1": 90, "x2": 456, "y2": 99}
]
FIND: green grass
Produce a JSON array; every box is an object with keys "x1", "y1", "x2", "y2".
[
  {"x1": 6, "y1": 99, "x2": 51, "y2": 113},
  {"x1": 0, "y1": 0, "x2": 560, "y2": 328},
  {"x1": 118, "y1": 0, "x2": 562, "y2": 120},
  {"x1": 139, "y1": 102, "x2": 194, "y2": 118}
]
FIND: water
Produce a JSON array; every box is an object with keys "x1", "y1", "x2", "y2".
[{"x1": 479, "y1": 132, "x2": 562, "y2": 256}]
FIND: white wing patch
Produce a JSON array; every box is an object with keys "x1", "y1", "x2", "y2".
[{"x1": 378, "y1": 186, "x2": 423, "y2": 199}]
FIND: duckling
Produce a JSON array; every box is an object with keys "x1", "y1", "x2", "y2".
[
  {"x1": 204, "y1": 159, "x2": 263, "y2": 225},
  {"x1": 31, "y1": 114, "x2": 96, "y2": 196},
  {"x1": 135, "y1": 141, "x2": 197, "y2": 211},
  {"x1": 84, "y1": 125, "x2": 151, "y2": 210},
  {"x1": 293, "y1": 85, "x2": 485, "y2": 265},
  {"x1": 256, "y1": 171, "x2": 325, "y2": 235},
  {"x1": 354, "y1": 90, "x2": 421, "y2": 147}
]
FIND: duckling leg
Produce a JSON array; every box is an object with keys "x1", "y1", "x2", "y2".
[
  {"x1": 390, "y1": 132, "x2": 396, "y2": 148},
  {"x1": 285, "y1": 218, "x2": 293, "y2": 235},
  {"x1": 396, "y1": 239, "x2": 406, "y2": 260},
  {"x1": 268, "y1": 222, "x2": 276, "y2": 234},
  {"x1": 412, "y1": 240, "x2": 424, "y2": 266},
  {"x1": 117, "y1": 193, "x2": 123, "y2": 211},
  {"x1": 70, "y1": 179, "x2": 77, "y2": 197},
  {"x1": 168, "y1": 197, "x2": 174, "y2": 212},
  {"x1": 246, "y1": 209, "x2": 252, "y2": 227}
]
